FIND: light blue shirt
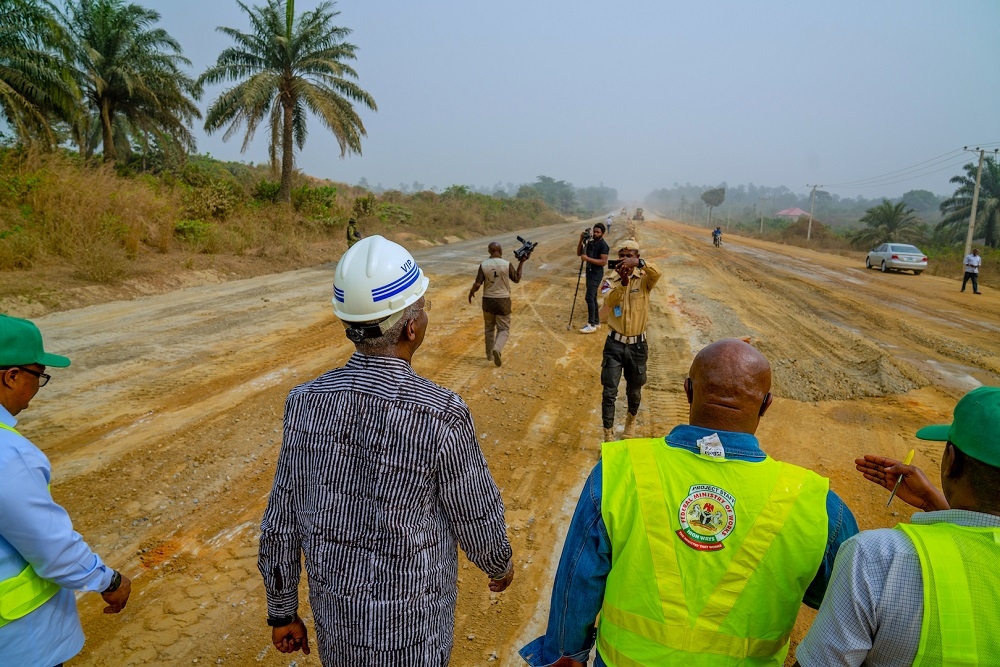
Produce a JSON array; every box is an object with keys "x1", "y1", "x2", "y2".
[{"x1": 0, "y1": 404, "x2": 113, "y2": 666}]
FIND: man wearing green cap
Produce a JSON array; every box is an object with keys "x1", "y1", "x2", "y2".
[
  {"x1": 795, "y1": 386, "x2": 1000, "y2": 666},
  {"x1": 0, "y1": 315, "x2": 132, "y2": 666}
]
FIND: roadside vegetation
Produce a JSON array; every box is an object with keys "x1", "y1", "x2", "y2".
[{"x1": 0, "y1": 149, "x2": 564, "y2": 310}]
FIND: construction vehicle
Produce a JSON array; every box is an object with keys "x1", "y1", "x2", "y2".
[{"x1": 632, "y1": 208, "x2": 644, "y2": 222}]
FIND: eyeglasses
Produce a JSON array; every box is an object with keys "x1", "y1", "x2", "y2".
[{"x1": 11, "y1": 366, "x2": 50, "y2": 387}]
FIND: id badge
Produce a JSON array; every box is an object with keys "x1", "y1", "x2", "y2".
[{"x1": 614, "y1": 305, "x2": 622, "y2": 317}]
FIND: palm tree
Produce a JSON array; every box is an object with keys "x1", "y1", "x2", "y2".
[
  {"x1": 849, "y1": 200, "x2": 925, "y2": 249},
  {"x1": 200, "y1": 0, "x2": 377, "y2": 202},
  {"x1": 938, "y1": 158, "x2": 1000, "y2": 248},
  {"x1": 0, "y1": 0, "x2": 77, "y2": 147},
  {"x1": 60, "y1": 0, "x2": 201, "y2": 162}
]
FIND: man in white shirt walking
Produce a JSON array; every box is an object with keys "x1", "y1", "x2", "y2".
[{"x1": 961, "y1": 248, "x2": 982, "y2": 294}]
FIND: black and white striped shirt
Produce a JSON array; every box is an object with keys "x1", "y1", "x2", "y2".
[{"x1": 259, "y1": 353, "x2": 512, "y2": 666}]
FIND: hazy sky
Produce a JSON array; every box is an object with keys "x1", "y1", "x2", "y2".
[{"x1": 145, "y1": 0, "x2": 1000, "y2": 200}]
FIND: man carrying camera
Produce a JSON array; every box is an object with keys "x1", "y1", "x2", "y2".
[
  {"x1": 600, "y1": 239, "x2": 660, "y2": 441},
  {"x1": 469, "y1": 242, "x2": 526, "y2": 367},
  {"x1": 577, "y1": 222, "x2": 609, "y2": 334}
]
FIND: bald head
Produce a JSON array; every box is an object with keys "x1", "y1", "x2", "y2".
[
  {"x1": 488, "y1": 242, "x2": 502, "y2": 257},
  {"x1": 685, "y1": 339, "x2": 773, "y2": 434}
]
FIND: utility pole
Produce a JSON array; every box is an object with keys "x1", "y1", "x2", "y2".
[
  {"x1": 963, "y1": 146, "x2": 998, "y2": 256},
  {"x1": 758, "y1": 196, "x2": 767, "y2": 235},
  {"x1": 806, "y1": 184, "x2": 822, "y2": 241}
]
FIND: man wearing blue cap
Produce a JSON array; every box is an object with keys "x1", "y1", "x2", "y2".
[
  {"x1": 796, "y1": 386, "x2": 1000, "y2": 666},
  {"x1": 0, "y1": 315, "x2": 132, "y2": 666}
]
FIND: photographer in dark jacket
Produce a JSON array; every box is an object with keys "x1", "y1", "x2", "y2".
[{"x1": 577, "y1": 223, "x2": 609, "y2": 334}]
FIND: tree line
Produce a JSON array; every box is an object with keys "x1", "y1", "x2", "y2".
[
  {"x1": 1, "y1": 0, "x2": 375, "y2": 203},
  {"x1": 647, "y1": 161, "x2": 999, "y2": 249}
]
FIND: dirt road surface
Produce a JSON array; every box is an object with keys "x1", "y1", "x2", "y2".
[{"x1": 17, "y1": 216, "x2": 998, "y2": 665}]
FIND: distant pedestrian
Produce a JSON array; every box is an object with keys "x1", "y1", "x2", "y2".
[
  {"x1": 259, "y1": 236, "x2": 513, "y2": 666},
  {"x1": 962, "y1": 248, "x2": 982, "y2": 294},
  {"x1": 605, "y1": 214, "x2": 613, "y2": 235},
  {"x1": 469, "y1": 241, "x2": 527, "y2": 367},
  {"x1": 346, "y1": 217, "x2": 362, "y2": 248},
  {"x1": 0, "y1": 315, "x2": 132, "y2": 666}
]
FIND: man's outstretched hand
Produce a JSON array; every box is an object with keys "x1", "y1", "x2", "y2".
[
  {"x1": 272, "y1": 617, "x2": 311, "y2": 655},
  {"x1": 855, "y1": 454, "x2": 949, "y2": 512}
]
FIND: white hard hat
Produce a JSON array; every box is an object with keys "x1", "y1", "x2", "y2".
[{"x1": 333, "y1": 235, "x2": 428, "y2": 326}]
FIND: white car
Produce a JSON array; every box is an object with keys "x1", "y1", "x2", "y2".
[{"x1": 865, "y1": 243, "x2": 927, "y2": 275}]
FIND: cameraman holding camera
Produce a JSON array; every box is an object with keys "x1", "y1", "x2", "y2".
[
  {"x1": 576, "y1": 222, "x2": 609, "y2": 334},
  {"x1": 600, "y1": 239, "x2": 660, "y2": 441},
  {"x1": 469, "y1": 242, "x2": 526, "y2": 367}
]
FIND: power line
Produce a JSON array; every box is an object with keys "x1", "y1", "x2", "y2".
[
  {"x1": 823, "y1": 142, "x2": 999, "y2": 191},
  {"x1": 825, "y1": 150, "x2": 965, "y2": 188}
]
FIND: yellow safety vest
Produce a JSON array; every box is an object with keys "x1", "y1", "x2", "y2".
[
  {"x1": 0, "y1": 421, "x2": 61, "y2": 628},
  {"x1": 597, "y1": 437, "x2": 829, "y2": 667},
  {"x1": 898, "y1": 522, "x2": 1000, "y2": 666}
]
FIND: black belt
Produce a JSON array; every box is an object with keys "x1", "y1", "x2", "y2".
[{"x1": 609, "y1": 331, "x2": 646, "y2": 344}]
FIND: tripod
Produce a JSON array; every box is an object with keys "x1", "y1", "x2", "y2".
[{"x1": 567, "y1": 259, "x2": 586, "y2": 330}]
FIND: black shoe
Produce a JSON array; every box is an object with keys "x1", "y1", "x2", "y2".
[
  {"x1": 493, "y1": 350, "x2": 502, "y2": 367},
  {"x1": 974, "y1": 291, "x2": 982, "y2": 294}
]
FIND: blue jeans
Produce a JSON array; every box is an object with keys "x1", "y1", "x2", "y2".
[
  {"x1": 600, "y1": 336, "x2": 647, "y2": 428},
  {"x1": 962, "y1": 272, "x2": 979, "y2": 292}
]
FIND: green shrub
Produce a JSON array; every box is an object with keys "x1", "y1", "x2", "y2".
[
  {"x1": 352, "y1": 193, "x2": 378, "y2": 218},
  {"x1": 293, "y1": 184, "x2": 338, "y2": 218},
  {"x1": 175, "y1": 219, "x2": 213, "y2": 245},
  {"x1": 377, "y1": 202, "x2": 412, "y2": 226},
  {"x1": 253, "y1": 179, "x2": 281, "y2": 203}
]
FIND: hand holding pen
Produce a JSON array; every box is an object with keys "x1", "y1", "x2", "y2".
[{"x1": 855, "y1": 453, "x2": 949, "y2": 512}]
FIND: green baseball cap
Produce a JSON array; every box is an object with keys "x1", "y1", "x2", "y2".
[
  {"x1": 0, "y1": 315, "x2": 71, "y2": 368},
  {"x1": 916, "y1": 386, "x2": 1000, "y2": 468}
]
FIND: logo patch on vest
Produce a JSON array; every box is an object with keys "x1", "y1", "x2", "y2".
[{"x1": 677, "y1": 484, "x2": 736, "y2": 551}]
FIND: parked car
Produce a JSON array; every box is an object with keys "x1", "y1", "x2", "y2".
[{"x1": 865, "y1": 243, "x2": 928, "y2": 275}]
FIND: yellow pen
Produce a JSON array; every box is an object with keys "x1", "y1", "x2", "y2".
[{"x1": 886, "y1": 449, "x2": 915, "y2": 507}]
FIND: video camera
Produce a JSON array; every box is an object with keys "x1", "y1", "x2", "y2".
[
  {"x1": 513, "y1": 236, "x2": 537, "y2": 261},
  {"x1": 581, "y1": 227, "x2": 593, "y2": 243}
]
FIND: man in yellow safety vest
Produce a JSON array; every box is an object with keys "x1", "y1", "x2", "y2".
[
  {"x1": 795, "y1": 386, "x2": 1000, "y2": 666},
  {"x1": 0, "y1": 315, "x2": 132, "y2": 666},
  {"x1": 520, "y1": 338, "x2": 858, "y2": 666}
]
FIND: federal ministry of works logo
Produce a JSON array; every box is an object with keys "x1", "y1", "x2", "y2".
[{"x1": 677, "y1": 484, "x2": 737, "y2": 551}]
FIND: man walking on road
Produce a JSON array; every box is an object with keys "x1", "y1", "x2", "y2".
[
  {"x1": 962, "y1": 247, "x2": 982, "y2": 293},
  {"x1": 469, "y1": 241, "x2": 526, "y2": 367},
  {"x1": 600, "y1": 239, "x2": 659, "y2": 441},
  {"x1": 577, "y1": 222, "x2": 609, "y2": 334},
  {"x1": 796, "y1": 386, "x2": 1000, "y2": 666},
  {"x1": 520, "y1": 339, "x2": 858, "y2": 667},
  {"x1": 259, "y1": 236, "x2": 514, "y2": 666},
  {"x1": 0, "y1": 315, "x2": 132, "y2": 667}
]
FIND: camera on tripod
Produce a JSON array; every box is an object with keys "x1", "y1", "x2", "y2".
[{"x1": 513, "y1": 236, "x2": 537, "y2": 261}]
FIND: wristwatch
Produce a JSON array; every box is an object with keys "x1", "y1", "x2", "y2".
[
  {"x1": 102, "y1": 570, "x2": 122, "y2": 594},
  {"x1": 267, "y1": 612, "x2": 298, "y2": 627}
]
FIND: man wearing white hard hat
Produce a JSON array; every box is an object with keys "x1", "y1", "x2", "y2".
[{"x1": 259, "y1": 236, "x2": 514, "y2": 665}]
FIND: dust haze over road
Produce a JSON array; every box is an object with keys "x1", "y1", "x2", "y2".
[{"x1": 20, "y1": 215, "x2": 999, "y2": 665}]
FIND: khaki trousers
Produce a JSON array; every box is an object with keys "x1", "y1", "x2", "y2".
[{"x1": 484, "y1": 312, "x2": 511, "y2": 359}]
